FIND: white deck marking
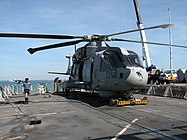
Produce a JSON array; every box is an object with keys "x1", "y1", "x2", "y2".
[
  {"x1": 35, "y1": 111, "x2": 76, "y2": 116},
  {"x1": 111, "y1": 118, "x2": 138, "y2": 140},
  {"x1": 0, "y1": 111, "x2": 76, "y2": 120}
]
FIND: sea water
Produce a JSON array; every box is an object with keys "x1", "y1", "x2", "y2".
[{"x1": 0, "y1": 80, "x2": 54, "y2": 94}]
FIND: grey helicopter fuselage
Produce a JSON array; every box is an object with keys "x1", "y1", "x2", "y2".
[
  {"x1": 64, "y1": 41, "x2": 148, "y2": 97},
  {"x1": 0, "y1": 22, "x2": 185, "y2": 98}
]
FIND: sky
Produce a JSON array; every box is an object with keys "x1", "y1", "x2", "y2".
[{"x1": 0, "y1": 0, "x2": 187, "y2": 80}]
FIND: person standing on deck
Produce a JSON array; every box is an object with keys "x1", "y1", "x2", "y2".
[{"x1": 22, "y1": 78, "x2": 32, "y2": 104}]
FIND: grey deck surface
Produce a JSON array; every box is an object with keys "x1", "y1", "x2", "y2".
[{"x1": 0, "y1": 93, "x2": 186, "y2": 140}]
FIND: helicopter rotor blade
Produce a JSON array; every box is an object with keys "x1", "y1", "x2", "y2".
[
  {"x1": 105, "y1": 24, "x2": 175, "y2": 37},
  {"x1": 28, "y1": 39, "x2": 84, "y2": 54},
  {"x1": 48, "y1": 71, "x2": 69, "y2": 75},
  {"x1": 0, "y1": 33, "x2": 84, "y2": 39},
  {"x1": 113, "y1": 38, "x2": 187, "y2": 49}
]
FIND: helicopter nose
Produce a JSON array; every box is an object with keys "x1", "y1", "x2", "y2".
[{"x1": 126, "y1": 67, "x2": 148, "y2": 87}]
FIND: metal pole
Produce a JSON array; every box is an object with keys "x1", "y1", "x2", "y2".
[
  {"x1": 133, "y1": 0, "x2": 152, "y2": 67},
  {"x1": 168, "y1": 8, "x2": 173, "y2": 70}
]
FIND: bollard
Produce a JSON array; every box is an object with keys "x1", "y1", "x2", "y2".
[
  {"x1": 0, "y1": 87, "x2": 5, "y2": 102},
  {"x1": 184, "y1": 91, "x2": 187, "y2": 100}
]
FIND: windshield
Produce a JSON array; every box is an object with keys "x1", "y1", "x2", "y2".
[
  {"x1": 101, "y1": 51, "x2": 132, "y2": 69},
  {"x1": 127, "y1": 51, "x2": 143, "y2": 67},
  {"x1": 100, "y1": 50, "x2": 143, "y2": 71}
]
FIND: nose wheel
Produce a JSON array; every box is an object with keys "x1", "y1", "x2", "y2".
[{"x1": 121, "y1": 92, "x2": 135, "y2": 100}]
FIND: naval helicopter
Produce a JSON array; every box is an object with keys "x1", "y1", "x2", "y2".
[{"x1": 0, "y1": 24, "x2": 187, "y2": 98}]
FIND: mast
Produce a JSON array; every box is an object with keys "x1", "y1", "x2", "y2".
[
  {"x1": 168, "y1": 8, "x2": 173, "y2": 70},
  {"x1": 133, "y1": 0, "x2": 152, "y2": 68}
]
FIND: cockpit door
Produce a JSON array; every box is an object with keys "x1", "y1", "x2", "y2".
[{"x1": 82, "y1": 58, "x2": 93, "y2": 82}]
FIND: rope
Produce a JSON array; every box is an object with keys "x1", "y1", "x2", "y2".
[{"x1": 5, "y1": 97, "x2": 28, "y2": 116}]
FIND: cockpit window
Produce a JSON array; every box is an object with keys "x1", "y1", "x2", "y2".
[
  {"x1": 128, "y1": 51, "x2": 143, "y2": 67},
  {"x1": 108, "y1": 54, "x2": 123, "y2": 68},
  {"x1": 119, "y1": 54, "x2": 133, "y2": 67},
  {"x1": 100, "y1": 51, "x2": 132, "y2": 70},
  {"x1": 100, "y1": 50, "x2": 142, "y2": 71}
]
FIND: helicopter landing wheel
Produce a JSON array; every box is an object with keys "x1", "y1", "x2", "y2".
[
  {"x1": 65, "y1": 88, "x2": 70, "y2": 96},
  {"x1": 122, "y1": 92, "x2": 135, "y2": 100}
]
